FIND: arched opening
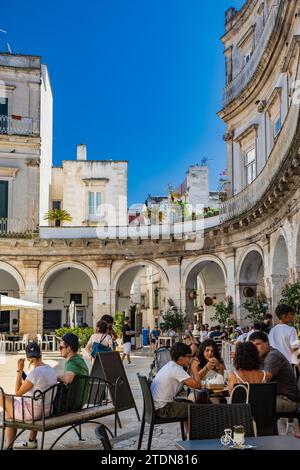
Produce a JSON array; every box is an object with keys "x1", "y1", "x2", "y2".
[
  {"x1": 115, "y1": 263, "x2": 168, "y2": 334},
  {"x1": 185, "y1": 260, "x2": 226, "y2": 326},
  {"x1": 0, "y1": 269, "x2": 20, "y2": 332},
  {"x1": 238, "y1": 250, "x2": 265, "y2": 323},
  {"x1": 41, "y1": 266, "x2": 94, "y2": 332},
  {"x1": 272, "y1": 235, "x2": 289, "y2": 309}
]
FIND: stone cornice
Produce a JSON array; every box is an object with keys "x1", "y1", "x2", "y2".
[{"x1": 22, "y1": 260, "x2": 40, "y2": 268}]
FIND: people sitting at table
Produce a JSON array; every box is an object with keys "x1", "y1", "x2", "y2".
[
  {"x1": 197, "y1": 338, "x2": 225, "y2": 381},
  {"x1": 249, "y1": 331, "x2": 300, "y2": 413},
  {"x1": 150, "y1": 342, "x2": 201, "y2": 427},
  {"x1": 208, "y1": 325, "x2": 222, "y2": 339},
  {"x1": 0, "y1": 342, "x2": 57, "y2": 450},
  {"x1": 228, "y1": 341, "x2": 267, "y2": 395}
]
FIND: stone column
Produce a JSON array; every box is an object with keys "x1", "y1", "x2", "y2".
[
  {"x1": 270, "y1": 274, "x2": 288, "y2": 314},
  {"x1": 224, "y1": 249, "x2": 236, "y2": 318},
  {"x1": 19, "y1": 260, "x2": 41, "y2": 338},
  {"x1": 166, "y1": 256, "x2": 182, "y2": 309},
  {"x1": 93, "y1": 260, "x2": 112, "y2": 326}
]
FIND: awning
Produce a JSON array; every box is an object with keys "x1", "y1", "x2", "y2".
[{"x1": 0, "y1": 295, "x2": 43, "y2": 311}]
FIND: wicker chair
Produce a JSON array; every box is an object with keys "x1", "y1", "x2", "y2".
[
  {"x1": 188, "y1": 403, "x2": 255, "y2": 440},
  {"x1": 231, "y1": 382, "x2": 277, "y2": 436},
  {"x1": 137, "y1": 374, "x2": 186, "y2": 450}
]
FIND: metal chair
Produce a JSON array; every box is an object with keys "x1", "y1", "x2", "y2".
[
  {"x1": 0, "y1": 333, "x2": 14, "y2": 351},
  {"x1": 188, "y1": 403, "x2": 255, "y2": 440},
  {"x1": 137, "y1": 374, "x2": 186, "y2": 450},
  {"x1": 37, "y1": 333, "x2": 50, "y2": 351},
  {"x1": 231, "y1": 382, "x2": 277, "y2": 436}
]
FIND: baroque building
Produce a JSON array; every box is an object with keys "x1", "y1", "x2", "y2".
[{"x1": 0, "y1": 0, "x2": 300, "y2": 337}]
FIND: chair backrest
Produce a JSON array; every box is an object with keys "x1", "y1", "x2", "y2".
[
  {"x1": 37, "y1": 333, "x2": 42, "y2": 342},
  {"x1": 188, "y1": 403, "x2": 255, "y2": 440},
  {"x1": 155, "y1": 347, "x2": 172, "y2": 372},
  {"x1": 231, "y1": 382, "x2": 277, "y2": 436},
  {"x1": 137, "y1": 374, "x2": 155, "y2": 424},
  {"x1": 23, "y1": 334, "x2": 29, "y2": 344}
]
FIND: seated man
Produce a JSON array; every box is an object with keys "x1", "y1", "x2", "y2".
[
  {"x1": 57, "y1": 332, "x2": 89, "y2": 410},
  {"x1": 249, "y1": 331, "x2": 300, "y2": 413},
  {"x1": 150, "y1": 342, "x2": 201, "y2": 427}
]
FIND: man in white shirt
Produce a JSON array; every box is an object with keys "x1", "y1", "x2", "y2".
[
  {"x1": 269, "y1": 304, "x2": 298, "y2": 364},
  {"x1": 150, "y1": 342, "x2": 201, "y2": 425}
]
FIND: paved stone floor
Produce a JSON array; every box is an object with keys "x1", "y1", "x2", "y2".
[
  {"x1": 0, "y1": 348, "x2": 183, "y2": 450},
  {"x1": 0, "y1": 349, "x2": 297, "y2": 450}
]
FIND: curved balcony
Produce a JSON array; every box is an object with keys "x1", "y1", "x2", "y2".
[
  {"x1": 223, "y1": 2, "x2": 281, "y2": 107},
  {"x1": 220, "y1": 101, "x2": 300, "y2": 223}
]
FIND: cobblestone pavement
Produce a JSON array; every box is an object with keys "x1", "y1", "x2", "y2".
[{"x1": 0, "y1": 348, "x2": 182, "y2": 450}]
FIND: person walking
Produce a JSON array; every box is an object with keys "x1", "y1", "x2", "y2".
[{"x1": 121, "y1": 316, "x2": 135, "y2": 365}]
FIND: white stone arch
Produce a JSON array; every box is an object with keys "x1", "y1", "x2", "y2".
[
  {"x1": 270, "y1": 228, "x2": 289, "y2": 274},
  {"x1": 39, "y1": 261, "x2": 98, "y2": 294},
  {"x1": 0, "y1": 261, "x2": 25, "y2": 293},
  {"x1": 112, "y1": 259, "x2": 169, "y2": 292},
  {"x1": 182, "y1": 255, "x2": 227, "y2": 325},
  {"x1": 181, "y1": 255, "x2": 227, "y2": 290},
  {"x1": 236, "y1": 245, "x2": 265, "y2": 284}
]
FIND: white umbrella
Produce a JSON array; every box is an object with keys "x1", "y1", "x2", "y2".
[{"x1": 0, "y1": 295, "x2": 43, "y2": 311}]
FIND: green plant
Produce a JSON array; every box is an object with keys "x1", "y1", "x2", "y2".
[
  {"x1": 280, "y1": 283, "x2": 300, "y2": 316},
  {"x1": 210, "y1": 298, "x2": 234, "y2": 328},
  {"x1": 204, "y1": 208, "x2": 220, "y2": 218},
  {"x1": 160, "y1": 308, "x2": 185, "y2": 332},
  {"x1": 44, "y1": 209, "x2": 72, "y2": 226},
  {"x1": 113, "y1": 311, "x2": 125, "y2": 338},
  {"x1": 55, "y1": 326, "x2": 94, "y2": 348},
  {"x1": 242, "y1": 297, "x2": 268, "y2": 324}
]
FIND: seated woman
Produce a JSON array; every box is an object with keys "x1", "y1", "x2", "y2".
[
  {"x1": 85, "y1": 320, "x2": 113, "y2": 362},
  {"x1": 183, "y1": 333, "x2": 199, "y2": 357},
  {"x1": 197, "y1": 338, "x2": 225, "y2": 381},
  {"x1": 0, "y1": 342, "x2": 57, "y2": 450},
  {"x1": 228, "y1": 341, "x2": 267, "y2": 395}
]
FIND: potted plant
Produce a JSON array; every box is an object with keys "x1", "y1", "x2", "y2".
[
  {"x1": 210, "y1": 298, "x2": 234, "y2": 328},
  {"x1": 44, "y1": 209, "x2": 72, "y2": 227},
  {"x1": 280, "y1": 283, "x2": 300, "y2": 328},
  {"x1": 242, "y1": 296, "x2": 268, "y2": 324}
]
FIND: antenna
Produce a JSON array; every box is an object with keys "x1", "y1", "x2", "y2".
[
  {"x1": 201, "y1": 157, "x2": 213, "y2": 166},
  {"x1": 0, "y1": 29, "x2": 12, "y2": 53}
]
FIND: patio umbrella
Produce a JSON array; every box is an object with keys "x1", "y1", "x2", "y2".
[{"x1": 0, "y1": 294, "x2": 43, "y2": 311}]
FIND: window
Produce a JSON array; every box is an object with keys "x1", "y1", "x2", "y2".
[
  {"x1": 273, "y1": 113, "x2": 281, "y2": 138},
  {"x1": 88, "y1": 191, "x2": 101, "y2": 220},
  {"x1": 0, "y1": 98, "x2": 8, "y2": 134},
  {"x1": 0, "y1": 181, "x2": 8, "y2": 218},
  {"x1": 245, "y1": 148, "x2": 256, "y2": 185},
  {"x1": 52, "y1": 200, "x2": 61, "y2": 210},
  {"x1": 70, "y1": 293, "x2": 82, "y2": 305}
]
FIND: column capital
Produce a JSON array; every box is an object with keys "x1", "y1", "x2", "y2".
[
  {"x1": 167, "y1": 257, "x2": 182, "y2": 266},
  {"x1": 95, "y1": 259, "x2": 112, "y2": 268},
  {"x1": 23, "y1": 260, "x2": 40, "y2": 268}
]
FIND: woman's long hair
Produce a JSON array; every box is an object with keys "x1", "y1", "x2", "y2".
[{"x1": 198, "y1": 338, "x2": 222, "y2": 369}]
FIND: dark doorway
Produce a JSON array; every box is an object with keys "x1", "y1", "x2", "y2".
[{"x1": 43, "y1": 310, "x2": 61, "y2": 332}]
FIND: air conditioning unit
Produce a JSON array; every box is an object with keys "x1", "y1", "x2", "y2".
[{"x1": 64, "y1": 292, "x2": 88, "y2": 307}]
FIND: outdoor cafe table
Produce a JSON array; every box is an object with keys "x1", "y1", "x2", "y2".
[
  {"x1": 157, "y1": 336, "x2": 177, "y2": 348},
  {"x1": 176, "y1": 435, "x2": 300, "y2": 451}
]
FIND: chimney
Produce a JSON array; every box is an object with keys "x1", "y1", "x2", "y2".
[{"x1": 77, "y1": 144, "x2": 87, "y2": 161}]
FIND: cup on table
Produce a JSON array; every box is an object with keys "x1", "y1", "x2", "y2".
[{"x1": 233, "y1": 425, "x2": 245, "y2": 447}]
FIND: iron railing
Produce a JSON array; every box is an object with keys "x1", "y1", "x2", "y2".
[
  {"x1": 0, "y1": 115, "x2": 35, "y2": 136},
  {"x1": 0, "y1": 218, "x2": 35, "y2": 237},
  {"x1": 220, "y1": 101, "x2": 300, "y2": 223},
  {"x1": 223, "y1": 3, "x2": 281, "y2": 107}
]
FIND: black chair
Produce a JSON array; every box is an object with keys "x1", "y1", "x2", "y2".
[
  {"x1": 231, "y1": 382, "x2": 277, "y2": 436},
  {"x1": 137, "y1": 374, "x2": 186, "y2": 450},
  {"x1": 188, "y1": 403, "x2": 255, "y2": 440}
]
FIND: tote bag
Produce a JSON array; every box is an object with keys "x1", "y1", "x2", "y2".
[{"x1": 91, "y1": 334, "x2": 112, "y2": 358}]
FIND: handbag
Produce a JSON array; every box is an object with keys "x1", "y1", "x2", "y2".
[{"x1": 91, "y1": 334, "x2": 112, "y2": 358}]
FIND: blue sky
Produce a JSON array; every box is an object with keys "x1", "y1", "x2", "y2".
[{"x1": 2, "y1": 0, "x2": 245, "y2": 206}]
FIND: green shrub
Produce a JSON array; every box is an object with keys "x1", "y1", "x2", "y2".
[
  {"x1": 114, "y1": 311, "x2": 125, "y2": 338},
  {"x1": 55, "y1": 327, "x2": 94, "y2": 348}
]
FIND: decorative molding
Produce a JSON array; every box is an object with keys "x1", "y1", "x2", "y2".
[
  {"x1": 25, "y1": 158, "x2": 40, "y2": 167},
  {"x1": 281, "y1": 35, "x2": 300, "y2": 72},
  {"x1": 0, "y1": 167, "x2": 19, "y2": 178},
  {"x1": 96, "y1": 259, "x2": 112, "y2": 268},
  {"x1": 234, "y1": 124, "x2": 258, "y2": 144},
  {"x1": 22, "y1": 260, "x2": 40, "y2": 268},
  {"x1": 82, "y1": 178, "x2": 109, "y2": 186},
  {"x1": 237, "y1": 25, "x2": 255, "y2": 49},
  {"x1": 167, "y1": 257, "x2": 182, "y2": 266},
  {"x1": 265, "y1": 87, "x2": 282, "y2": 113},
  {"x1": 223, "y1": 130, "x2": 234, "y2": 141}
]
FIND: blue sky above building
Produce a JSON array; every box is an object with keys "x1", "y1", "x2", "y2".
[{"x1": 2, "y1": 0, "x2": 245, "y2": 206}]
